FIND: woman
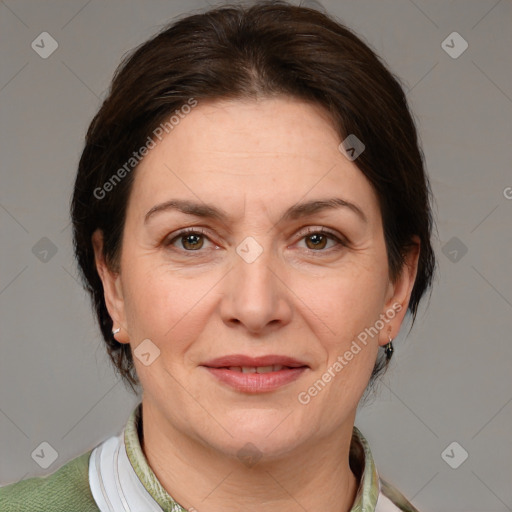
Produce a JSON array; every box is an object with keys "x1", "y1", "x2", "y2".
[{"x1": 0, "y1": 1, "x2": 436, "y2": 510}]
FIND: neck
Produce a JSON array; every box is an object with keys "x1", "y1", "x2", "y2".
[{"x1": 140, "y1": 401, "x2": 360, "y2": 512}]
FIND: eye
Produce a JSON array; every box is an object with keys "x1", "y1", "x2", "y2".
[
  {"x1": 165, "y1": 228, "x2": 214, "y2": 252},
  {"x1": 295, "y1": 227, "x2": 346, "y2": 253}
]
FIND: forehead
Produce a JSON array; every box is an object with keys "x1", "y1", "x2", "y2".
[{"x1": 128, "y1": 97, "x2": 380, "y2": 226}]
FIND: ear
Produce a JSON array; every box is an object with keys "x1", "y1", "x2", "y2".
[
  {"x1": 379, "y1": 236, "x2": 421, "y2": 346},
  {"x1": 91, "y1": 229, "x2": 130, "y2": 344}
]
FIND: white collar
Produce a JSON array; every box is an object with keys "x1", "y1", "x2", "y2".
[{"x1": 88, "y1": 431, "x2": 164, "y2": 512}]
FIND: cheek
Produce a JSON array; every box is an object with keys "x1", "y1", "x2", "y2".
[
  {"x1": 310, "y1": 263, "x2": 386, "y2": 394},
  {"x1": 318, "y1": 261, "x2": 387, "y2": 333},
  {"x1": 121, "y1": 260, "x2": 215, "y2": 354},
  {"x1": 307, "y1": 277, "x2": 382, "y2": 409}
]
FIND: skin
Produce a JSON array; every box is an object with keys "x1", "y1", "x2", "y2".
[{"x1": 93, "y1": 96, "x2": 420, "y2": 512}]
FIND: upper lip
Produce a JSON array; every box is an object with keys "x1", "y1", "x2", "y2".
[{"x1": 201, "y1": 355, "x2": 309, "y2": 368}]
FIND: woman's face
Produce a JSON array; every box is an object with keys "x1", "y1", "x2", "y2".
[{"x1": 94, "y1": 97, "x2": 418, "y2": 459}]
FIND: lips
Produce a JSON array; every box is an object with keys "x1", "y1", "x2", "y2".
[
  {"x1": 201, "y1": 355, "x2": 309, "y2": 393},
  {"x1": 202, "y1": 354, "x2": 309, "y2": 369}
]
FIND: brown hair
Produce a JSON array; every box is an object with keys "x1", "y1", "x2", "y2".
[{"x1": 71, "y1": 0, "x2": 437, "y2": 396}]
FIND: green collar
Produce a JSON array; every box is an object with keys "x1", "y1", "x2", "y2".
[{"x1": 124, "y1": 403, "x2": 380, "y2": 511}]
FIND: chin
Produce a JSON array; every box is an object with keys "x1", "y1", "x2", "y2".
[
  {"x1": 211, "y1": 409, "x2": 310, "y2": 459},
  {"x1": 209, "y1": 432, "x2": 306, "y2": 466}
]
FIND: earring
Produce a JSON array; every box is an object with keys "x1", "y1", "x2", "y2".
[
  {"x1": 384, "y1": 333, "x2": 394, "y2": 360},
  {"x1": 112, "y1": 327, "x2": 120, "y2": 335}
]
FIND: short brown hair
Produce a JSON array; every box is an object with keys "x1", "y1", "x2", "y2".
[{"x1": 71, "y1": 0, "x2": 437, "y2": 395}]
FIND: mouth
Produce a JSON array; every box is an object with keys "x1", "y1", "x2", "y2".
[
  {"x1": 201, "y1": 355, "x2": 309, "y2": 393},
  {"x1": 223, "y1": 364, "x2": 297, "y2": 373}
]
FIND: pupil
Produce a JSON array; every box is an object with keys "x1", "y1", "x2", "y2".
[
  {"x1": 184, "y1": 234, "x2": 202, "y2": 249},
  {"x1": 308, "y1": 234, "x2": 326, "y2": 249}
]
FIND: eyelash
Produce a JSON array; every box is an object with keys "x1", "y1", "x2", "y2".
[{"x1": 164, "y1": 226, "x2": 347, "y2": 256}]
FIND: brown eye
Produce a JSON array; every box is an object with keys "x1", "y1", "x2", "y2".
[
  {"x1": 180, "y1": 232, "x2": 204, "y2": 251},
  {"x1": 166, "y1": 228, "x2": 212, "y2": 252},
  {"x1": 297, "y1": 228, "x2": 346, "y2": 253},
  {"x1": 304, "y1": 232, "x2": 329, "y2": 250}
]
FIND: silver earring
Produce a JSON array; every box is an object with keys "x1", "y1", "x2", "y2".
[
  {"x1": 112, "y1": 327, "x2": 120, "y2": 335},
  {"x1": 384, "y1": 334, "x2": 394, "y2": 360}
]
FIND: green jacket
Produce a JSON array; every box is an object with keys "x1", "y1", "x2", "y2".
[{"x1": 0, "y1": 450, "x2": 99, "y2": 512}]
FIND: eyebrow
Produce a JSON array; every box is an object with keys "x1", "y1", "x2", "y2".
[{"x1": 144, "y1": 197, "x2": 367, "y2": 225}]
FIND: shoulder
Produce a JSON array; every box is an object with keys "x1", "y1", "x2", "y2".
[
  {"x1": 0, "y1": 450, "x2": 100, "y2": 512},
  {"x1": 378, "y1": 477, "x2": 421, "y2": 512}
]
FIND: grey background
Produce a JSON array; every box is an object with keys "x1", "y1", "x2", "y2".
[{"x1": 0, "y1": 0, "x2": 511, "y2": 510}]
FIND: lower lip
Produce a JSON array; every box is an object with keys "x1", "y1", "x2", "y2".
[{"x1": 203, "y1": 367, "x2": 307, "y2": 393}]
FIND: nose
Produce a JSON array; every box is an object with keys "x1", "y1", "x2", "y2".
[{"x1": 219, "y1": 240, "x2": 293, "y2": 335}]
